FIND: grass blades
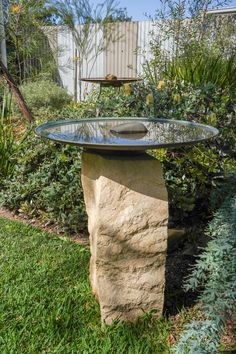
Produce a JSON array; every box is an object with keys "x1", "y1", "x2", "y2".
[{"x1": 0, "y1": 217, "x2": 171, "y2": 354}]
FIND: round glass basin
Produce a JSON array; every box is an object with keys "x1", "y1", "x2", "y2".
[{"x1": 35, "y1": 117, "x2": 219, "y2": 152}]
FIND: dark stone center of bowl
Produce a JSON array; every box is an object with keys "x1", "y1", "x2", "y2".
[{"x1": 110, "y1": 122, "x2": 148, "y2": 136}]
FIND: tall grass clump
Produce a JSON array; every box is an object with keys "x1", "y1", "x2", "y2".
[{"x1": 164, "y1": 49, "x2": 236, "y2": 92}]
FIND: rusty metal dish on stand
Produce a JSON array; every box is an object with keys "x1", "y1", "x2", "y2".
[{"x1": 80, "y1": 77, "x2": 142, "y2": 98}]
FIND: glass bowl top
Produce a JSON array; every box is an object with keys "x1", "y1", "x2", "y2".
[{"x1": 35, "y1": 117, "x2": 219, "y2": 152}]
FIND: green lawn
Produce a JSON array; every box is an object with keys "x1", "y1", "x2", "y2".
[{"x1": 0, "y1": 217, "x2": 172, "y2": 354}]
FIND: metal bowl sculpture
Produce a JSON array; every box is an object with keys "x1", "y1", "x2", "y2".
[
  {"x1": 80, "y1": 77, "x2": 141, "y2": 87},
  {"x1": 35, "y1": 117, "x2": 218, "y2": 152},
  {"x1": 80, "y1": 78, "x2": 142, "y2": 99}
]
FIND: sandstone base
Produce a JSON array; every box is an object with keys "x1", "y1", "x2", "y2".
[{"x1": 81, "y1": 151, "x2": 168, "y2": 324}]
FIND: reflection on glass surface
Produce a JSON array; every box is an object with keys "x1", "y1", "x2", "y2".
[{"x1": 36, "y1": 118, "x2": 218, "y2": 151}]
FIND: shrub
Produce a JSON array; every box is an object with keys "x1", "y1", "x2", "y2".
[
  {"x1": 13, "y1": 79, "x2": 72, "y2": 117},
  {"x1": 160, "y1": 145, "x2": 235, "y2": 221},
  {"x1": 1, "y1": 129, "x2": 86, "y2": 233},
  {"x1": 58, "y1": 85, "x2": 149, "y2": 119},
  {"x1": 173, "y1": 179, "x2": 236, "y2": 353},
  {"x1": 142, "y1": 78, "x2": 236, "y2": 220},
  {"x1": 161, "y1": 74, "x2": 235, "y2": 208}
]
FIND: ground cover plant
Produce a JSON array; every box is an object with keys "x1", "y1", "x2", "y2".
[{"x1": 173, "y1": 177, "x2": 236, "y2": 353}]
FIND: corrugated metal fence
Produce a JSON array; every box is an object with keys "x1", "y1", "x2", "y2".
[{"x1": 46, "y1": 21, "x2": 173, "y2": 100}]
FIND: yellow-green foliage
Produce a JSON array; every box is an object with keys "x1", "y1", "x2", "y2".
[{"x1": 14, "y1": 79, "x2": 72, "y2": 116}]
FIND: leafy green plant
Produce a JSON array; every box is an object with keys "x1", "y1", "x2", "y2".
[
  {"x1": 143, "y1": 78, "x2": 236, "y2": 220},
  {"x1": 1, "y1": 85, "x2": 149, "y2": 232},
  {"x1": 1, "y1": 130, "x2": 86, "y2": 233},
  {"x1": 58, "y1": 85, "x2": 149, "y2": 119},
  {"x1": 155, "y1": 143, "x2": 235, "y2": 223},
  {"x1": 145, "y1": 80, "x2": 236, "y2": 154},
  {"x1": 14, "y1": 79, "x2": 72, "y2": 117},
  {"x1": 173, "y1": 179, "x2": 236, "y2": 353}
]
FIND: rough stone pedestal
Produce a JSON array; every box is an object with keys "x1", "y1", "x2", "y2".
[{"x1": 81, "y1": 151, "x2": 168, "y2": 324}]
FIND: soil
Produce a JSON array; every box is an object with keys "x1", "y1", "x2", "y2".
[
  {"x1": 164, "y1": 253, "x2": 197, "y2": 315},
  {"x1": 0, "y1": 207, "x2": 89, "y2": 246}
]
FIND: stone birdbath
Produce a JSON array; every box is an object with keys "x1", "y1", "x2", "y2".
[{"x1": 36, "y1": 117, "x2": 218, "y2": 324}]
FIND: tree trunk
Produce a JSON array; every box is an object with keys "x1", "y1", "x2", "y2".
[{"x1": 0, "y1": 60, "x2": 34, "y2": 123}]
